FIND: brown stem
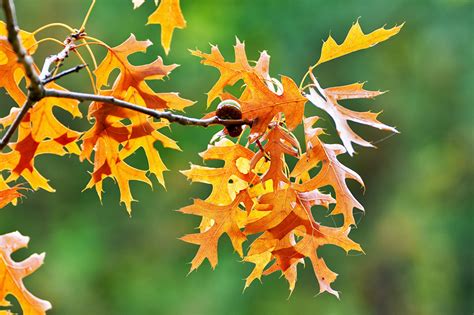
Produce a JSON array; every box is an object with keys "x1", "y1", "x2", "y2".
[
  {"x1": 0, "y1": 98, "x2": 35, "y2": 150},
  {"x1": 43, "y1": 64, "x2": 86, "y2": 84},
  {"x1": 43, "y1": 89, "x2": 253, "y2": 128}
]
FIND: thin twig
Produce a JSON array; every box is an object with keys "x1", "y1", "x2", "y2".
[
  {"x1": 39, "y1": 32, "x2": 81, "y2": 81},
  {"x1": 0, "y1": 98, "x2": 35, "y2": 150},
  {"x1": 43, "y1": 89, "x2": 253, "y2": 128},
  {"x1": 43, "y1": 64, "x2": 86, "y2": 84}
]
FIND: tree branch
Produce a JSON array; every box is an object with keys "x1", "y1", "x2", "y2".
[
  {"x1": 0, "y1": 0, "x2": 252, "y2": 152},
  {"x1": 43, "y1": 89, "x2": 253, "y2": 128},
  {"x1": 39, "y1": 29, "x2": 83, "y2": 81},
  {"x1": 0, "y1": 98, "x2": 35, "y2": 150},
  {"x1": 2, "y1": 0, "x2": 42, "y2": 100},
  {"x1": 43, "y1": 64, "x2": 86, "y2": 84}
]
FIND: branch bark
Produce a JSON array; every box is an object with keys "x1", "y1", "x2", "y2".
[
  {"x1": 44, "y1": 89, "x2": 252, "y2": 127},
  {"x1": 0, "y1": 0, "x2": 252, "y2": 152},
  {"x1": 1, "y1": 0, "x2": 42, "y2": 100},
  {"x1": 43, "y1": 64, "x2": 86, "y2": 84}
]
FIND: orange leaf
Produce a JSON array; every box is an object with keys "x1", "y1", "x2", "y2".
[
  {"x1": 82, "y1": 35, "x2": 194, "y2": 213},
  {"x1": 95, "y1": 34, "x2": 193, "y2": 111},
  {"x1": 181, "y1": 139, "x2": 256, "y2": 206},
  {"x1": 191, "y1": 38, "x2": 270, "y2": 106},
  {"x1": 0, "y1": 22, "x2": 37, "y2": 105},
  {"x1": 238, "y1": 73, "x2": 307, "y2": 141},
  {"x1": 81, "y1": 107, "x2": 152, "y2": 214},
  {"x1": 0, "y1": 124, "x2": 74, "y2": 192},
  {"x1": 179, "y1": 191, "x2": 253, "y2": 271},
  {"x1": 250, "y1": 124, "x2": 299, "y2": 191},
  {"x1": 0, "y1": 181, "x2": 23, "y2": 208},
  {"x1": 243, "y1": 187, "x2": 361, "y2": 296}
]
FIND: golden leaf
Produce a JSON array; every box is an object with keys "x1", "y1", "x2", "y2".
[{"x1": 315, "y1": 20, "x2": 403, "y2": 66}]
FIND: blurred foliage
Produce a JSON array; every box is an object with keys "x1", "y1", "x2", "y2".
[{"x1": 1, "y1": 0, "x2": 473, "y2": 314}]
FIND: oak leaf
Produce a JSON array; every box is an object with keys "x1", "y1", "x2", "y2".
[
  {"x1": 82, "y1": 35, "x2": 193, "y2": 213},
  {"x1": 0, "y1": 182, "x2": 23, "y2": 208},
  {"x1": 0, "y1": 21, "x2": 37, "y2": 105},
  {"x1": 244, "y1": 186, "x2": 362, "y2": 296},
  {"x1": 191, "y1": 39, "x2": 270, "y2": 106},
  {"x1": 315, "y1": 20, "x2": 403, "y2": 66},
  {"x1": 0, "y1": 27, "x2": 81, "y2": 193},
  {"x1": 250, "y1": 124, "x2": 299, "y2": 191},
  {"x1": 94, "y1": 34, "x2": 193, "y2": 111},
  {"x1": 179, "y1": 190, "x2": 253, "y2": 271},
  {"x1": 181, "y1": 139, "x2": 256, "y2": 206},
  {"x1": 0, "y1": 123, "x2": 76, "y2": 192},
  {"x1": 306, "y1": 75, "x2": 397, "y2": 155},
  {"x1": 133, "y1": 0, "x2": 186, "y2": 54},
  {"x1": 0, "y1": 232, "x2": 51, "y2": 315},
  {"x1": 237, "y1": 73, "x2": 307, "y2": 141},
  {"x1": 292, "y1": 117, "x2": 365, "y2": 227}
]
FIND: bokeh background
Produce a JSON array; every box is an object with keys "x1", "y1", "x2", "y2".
[{"x1": 1, "y1": 0, "x2": 473, "y2": 314}]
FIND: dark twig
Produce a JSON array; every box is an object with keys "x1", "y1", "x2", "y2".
[
  {"x1": 43, "y1": 64, "x2": 86, "y2": 84},
  {"x1": 0, "y1": 98, "x2": 34, "y2": 150},
  {"x1": 43, "y1": 89, "x2": 253, "y2": 128}
]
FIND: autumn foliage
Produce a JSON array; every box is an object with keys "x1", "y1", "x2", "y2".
[{"x1": 0, "y1": 0, "x2": 402, "y2": 312}]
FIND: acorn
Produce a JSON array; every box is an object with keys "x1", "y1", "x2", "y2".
[{"x1": 216, "y1": 100, "x2": 243, "y2": 137}]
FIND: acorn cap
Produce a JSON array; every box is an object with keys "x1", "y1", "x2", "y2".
[{"x1": 216, "y1": 100, "x2": 242, "y2": 120}]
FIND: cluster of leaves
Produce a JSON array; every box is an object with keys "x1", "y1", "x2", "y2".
[
  {"x1": 0, "y1": 1, "x2": 190, "y2": 311},
  {"x1": 0, "y1": 0, "x2": 402, "y2": 312},
  {"x1": 180, "y1": 22, "x2": 402, "y2": 295},
  {"x1": 0, "y1": 24, "x2": 193, "y2": 214}
]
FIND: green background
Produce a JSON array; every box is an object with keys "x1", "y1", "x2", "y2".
[{"x1": 1, "y1": 0, "x2": 473, "y2": 314}]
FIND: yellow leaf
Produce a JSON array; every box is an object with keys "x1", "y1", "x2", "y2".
[
  {"x1": 147, "y1": 0, "x2": 186, "y2": 54},
  {"x1": 315, "y1": 20, "x2": 403, "y2": 66}
]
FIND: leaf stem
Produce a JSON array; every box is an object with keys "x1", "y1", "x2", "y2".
[
  {"x1": 80, "y1": 0, "x2": 96, "y2": 31},
  {"x1": 33, "y1": 22, "x2": 75, "y2": 35}
]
